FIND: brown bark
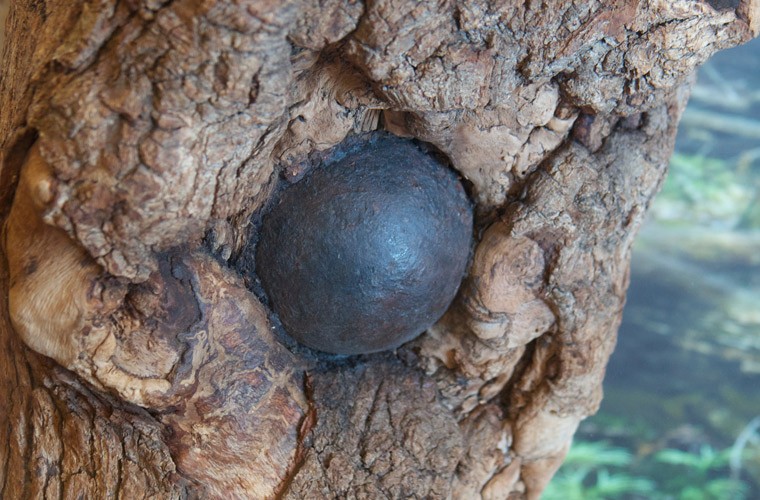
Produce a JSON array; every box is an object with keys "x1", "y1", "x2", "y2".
[{"x1": 0, "y1": 1, "x2": 757, "y2": 498}]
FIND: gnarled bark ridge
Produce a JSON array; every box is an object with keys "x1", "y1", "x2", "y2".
[{"x1": 1, "y1": 1, "x2": 757, "y2": 498}]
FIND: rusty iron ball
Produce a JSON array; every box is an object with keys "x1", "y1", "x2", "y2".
[{"x1": 256, "y1": 133, "x2": 473, "y2": 355}]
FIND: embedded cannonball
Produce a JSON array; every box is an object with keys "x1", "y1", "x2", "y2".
[{"x1": 256, "y1": 133, "x2": 473, "y2": 355}]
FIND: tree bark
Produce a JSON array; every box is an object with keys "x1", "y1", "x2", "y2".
[{"x1": 0, "y1": 1, "x2": 757, "y2": 498}]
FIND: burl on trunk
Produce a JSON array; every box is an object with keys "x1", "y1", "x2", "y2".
[{"x1": 0, "y1": 1, "x2": 757, "y2": 498}]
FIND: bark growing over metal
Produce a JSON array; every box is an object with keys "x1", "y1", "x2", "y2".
[{"x1": 0, "y1": 0, "x2": 757, "y2": 498}]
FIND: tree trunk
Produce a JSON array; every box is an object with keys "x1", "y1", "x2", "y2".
[{"x1": 0, "y1": 1, "x2": 756, "y2": 498}]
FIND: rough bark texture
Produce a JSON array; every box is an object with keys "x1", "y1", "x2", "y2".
[{"x1": 0, "y1": 0, "x2": 757, "y2": 498}]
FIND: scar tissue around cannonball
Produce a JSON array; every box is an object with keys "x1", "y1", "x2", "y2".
[{"x1": 256, "y1": 134, "x2": 473, "y2": 355}]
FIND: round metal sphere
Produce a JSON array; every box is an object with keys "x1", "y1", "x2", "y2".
[{"x1": 256, "y1": 134, "x2": 473, "y2": 355}]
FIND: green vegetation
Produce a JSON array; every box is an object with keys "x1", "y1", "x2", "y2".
[
  {"x1": 544, "y1": 439, "x2": 752, "y2": 499},
  {"x1": 543, "y1": 441, "x2": 654, "y2": 500},
  {"x1": 652, "y1": 153, "x2": 757, "y2": 228},
  {"x1": 653, "y1": 445, "x2": 749, "y2": 499}
]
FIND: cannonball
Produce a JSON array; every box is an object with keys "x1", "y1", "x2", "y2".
[{"x1": 256, "y1": 133, "x2": 473, "y2": 355}]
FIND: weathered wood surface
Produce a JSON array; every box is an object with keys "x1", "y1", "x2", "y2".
[{"x1": 0, "y1": 1, "x2": 757, "y2": 498}]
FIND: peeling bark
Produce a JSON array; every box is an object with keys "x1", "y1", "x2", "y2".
[{"x1": 1, "y1": 0, "x2": 757, "y2": 498}]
